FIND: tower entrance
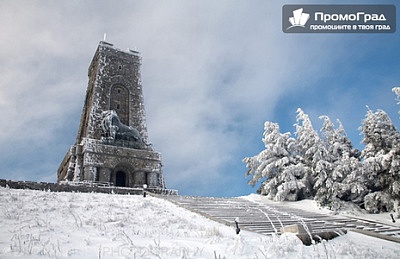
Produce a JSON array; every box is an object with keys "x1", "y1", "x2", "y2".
[{"x1": 115, "y1": 171, "x2": 126, "y2": 187}]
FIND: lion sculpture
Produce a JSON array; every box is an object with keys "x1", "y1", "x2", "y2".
[{"x1": 101, "y1": 110, "x2": 148, "y2": 148}]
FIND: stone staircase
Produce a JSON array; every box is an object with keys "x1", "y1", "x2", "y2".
[{"x1": 163, "y1": 195, "x2": 400, "y2": 242}]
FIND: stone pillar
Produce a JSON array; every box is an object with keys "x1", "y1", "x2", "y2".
[
  {"x1": 134, "y1": 171, "x2": 146, "y2": 187},
  {"x1": 147, "y1": 172, "x2": 157, "y2": 187},
  {"x1": 84, "y1": 166, "x2": 97, "y2": 181},
  {"x1": 73, "y1": 145, "x2": 84, "y2": 181},
  {"x1": 99, "y1": 168, "x2": 112, "y2": 182}
]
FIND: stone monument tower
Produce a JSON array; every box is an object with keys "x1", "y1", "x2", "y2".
[{"x1": 57, "y1": 41, "x2": 165, "y2": 189}]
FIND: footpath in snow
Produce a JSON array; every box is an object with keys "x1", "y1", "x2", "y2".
[{"x1": 0, "y1": 187, "x2": 400, "y2": 258}]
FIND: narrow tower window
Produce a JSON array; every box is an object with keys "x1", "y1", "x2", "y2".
[{"x1": 110, "y1": 84, "x2": 129, "y2": 125}]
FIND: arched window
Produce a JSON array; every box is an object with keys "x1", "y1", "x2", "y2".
[{"x1": 110, "y1": 84, "x2": 129, "y2": 125}]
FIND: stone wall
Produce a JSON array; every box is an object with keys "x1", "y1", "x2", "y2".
[{"x1": 0, "y1": 179, "x2": 177, "y2": 195}]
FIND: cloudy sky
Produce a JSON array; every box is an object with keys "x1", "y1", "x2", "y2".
[{"x1": 1, "y1": 0, "x2": 400, "y2": 197}]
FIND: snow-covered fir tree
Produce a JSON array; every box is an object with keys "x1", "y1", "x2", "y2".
[
  {"x1": 312, "y1": 115, "x2": 335, "y2": 207},
  {"x1": 391, "y1": 87, "x2": 400, "y2": 200},
  {"x1": 314, "y1": 116, "x2": 365, "y2": 210},
  {"x1": 360, "y1": 108, "x2": 400, "y2": 212},
  {"x1": 294, "y1": 109, "x2": 319, "y2": 168},
  {"x1": 243, "y1": 121, "x2": 309, "y2": 201},
  {"x1": 293, "y1": 108, "x2": 323, "y2": 197},
  {"x1": 392, "y1": 87, "x2": 400, "y2": 105}
]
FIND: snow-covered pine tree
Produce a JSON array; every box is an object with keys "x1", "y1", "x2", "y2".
[
  {"x1": 360, "y1": 108, "x2": 400, "y2": 212},
  {"x1": 313, "y1": 115, "x2": 335, "y2": 207},
  {"x1": 315, "y1": 116, "x2": 365, "y2": 210},
  {"x1": 293, "y1": 108, "x2": 323, "y2": 198},
  {"x1": 336, "y1": 151, "x2": 366, "y2": 205},
  {"x1": 333, "y1": 121, "x2": 365, "y2": 205},
  {"x1": 243, "y1": 121, "x2": 308, "y2": 201},
  {"x1": 392, "y1": 87, "x2": 400, "y2": 106},
  {"x1": 391, "y1": 87, "x2": 400, "y2": 201},
  {"x1": 313, "y1": 116, "x2": 341, "y2": 208}
]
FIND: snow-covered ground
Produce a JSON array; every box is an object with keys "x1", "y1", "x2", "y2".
[{"x1": 0, "y1": 187, "x2": 399, "y2": 258}]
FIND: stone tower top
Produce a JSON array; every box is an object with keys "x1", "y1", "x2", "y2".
[{"x1": 76, "y1": 41, "x2": 149, "y2": 145}]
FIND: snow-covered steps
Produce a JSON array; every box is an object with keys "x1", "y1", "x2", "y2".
[{"x1": 163, "y1": 195, "x2": 400, "y2": 242}]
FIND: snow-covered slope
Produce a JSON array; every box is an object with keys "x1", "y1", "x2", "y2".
[{"x1": 0, "y1": 187, "x2": 399, "y2": 258}]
